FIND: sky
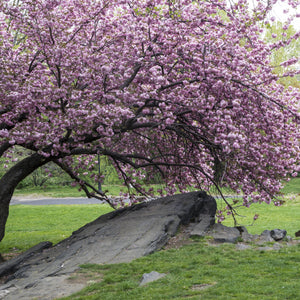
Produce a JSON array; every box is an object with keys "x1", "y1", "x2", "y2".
[{"x1": 270, "y1": 1, "x2": 300, "y2": 29}]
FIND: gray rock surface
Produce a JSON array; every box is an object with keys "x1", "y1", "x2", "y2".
[
  {"x1": 205, "y1": 223, "x2": 241, "y2": 243},
  {"x1": 0, "y1": 241, "x2": 52, "y2": 278},
  {"x1": 139, "y1": 271, "x2": 166, "y2": 286},
  {"x1": 239, "y1": 226, "x2": 259, "y2": 242},
  {"x1": 270, "y1": 229, "x2": 286, "y2": 241},
  {"x1": 190, "y1": 222, "x2": 289, "y2": 249},
  {"x1": 258, "y1": 230, "x2": 274, "y2": 243},
  {"x1": 257, "y1": 246, "x2": 274, "y2": 251},
  {"x1": 0, "y1": 191, "x2": 216, "y2": 300},
  {"x1": 236, "y1": 243, "x2": 252, "y2": 250},
  {"x1": 272, "y1": 243, "x2": 282, "y2": 250},
  {"x1": 190, "y1": 214, "x2": 215, "y2": 237}
]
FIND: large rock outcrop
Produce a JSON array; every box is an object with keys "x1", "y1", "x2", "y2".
[{"x1": 0, "y1": 191, "x2": 216, "y2": 300}]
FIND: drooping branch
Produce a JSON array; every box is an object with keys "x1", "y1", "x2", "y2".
[
  {"x1": 231, "y1": 78, "x2": 299, "y2": 121},
  {"x1": 0, "y1": 142, "x2": 12, "y2": 158},
  {"x1": 119, "y1": 63, "x2": 142, "y2": 90},
  {"x1": 0, "y1": 112, "x2": 28, "y2": 130},
  {"x1": 66, "y1": 3, "x2": 110, "y2": 45},
  {"x1": 107, "y1": 149, "x2": 238, "y2": 222},
  {"x1": 53, "y1": 159, "x2": 117, "y2": 208},
  {"x1": 0, "y1": 106, "x2": 12, "y2": 115},
  {"x1": 28, "y1": 49, "x2": 41, "y2": 73}
]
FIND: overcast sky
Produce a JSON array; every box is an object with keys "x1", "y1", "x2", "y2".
[{"x1": 271, "y1": 1, "x2": 300, "y2": 28}]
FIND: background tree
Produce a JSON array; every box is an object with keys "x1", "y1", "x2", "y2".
[
  {"x1": 264, "y1": 21, "x2": 300, "y2": 88},
  {"x1": 0, "y1": 0, "x2": 299, "y2": 244}
]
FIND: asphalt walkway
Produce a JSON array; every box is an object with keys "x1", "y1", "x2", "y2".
[{"x1": 10, "y1": 197, "x2": 104, "y2": 205}]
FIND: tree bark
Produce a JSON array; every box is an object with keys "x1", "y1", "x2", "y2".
[{"x1": 0, "y1": 153, "x2": 52, "y2": 244}]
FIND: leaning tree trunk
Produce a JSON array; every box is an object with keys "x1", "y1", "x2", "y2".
[{"x1": 0, "y1": 153, "x2": 52, "y2": 244}]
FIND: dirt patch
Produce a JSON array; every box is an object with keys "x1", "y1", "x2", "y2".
[
  {"x1": 1, "y1": 249, "x2": 22, "y2": 261},
  {"x1": 191, "y1": 282, "x2": 216, "y2": 291},
  {"x1": 67, "y1": 269, "x2": 103, "y2": 285},
  {"x1": 163, "y1": 225, "x2": 193, "y2": 250},
  {"x1": 0, "y1": 249, "x2": 23, "y2": 284}
]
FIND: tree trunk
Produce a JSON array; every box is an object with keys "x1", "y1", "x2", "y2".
[{"x1": 0, "y1": 153, "x2": 52, "y2": 244}]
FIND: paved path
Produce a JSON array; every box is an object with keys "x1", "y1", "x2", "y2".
[
  {"x1": 10, "y1": 197, "x2": 104, "y2": 205},
  {"x1": 10, "y1": 195, "x2": 241, "y2": 206}
]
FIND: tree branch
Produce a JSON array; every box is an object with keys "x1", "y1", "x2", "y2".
[
  {"x1": 0, "y1": 142, "x2": 12, "y2": 158},
  {"x1": 54, "y1": 159, "x2": 117, "y2": 208},
  {"x1": 231, "y1": 78, "x2": 299, "y2": 120},
  {"x1": 119, "y1": 63, "x2": 142, "y2": 90},
  {"x1": 0, "y1": 112, "x2": 28, "y2": 130}
]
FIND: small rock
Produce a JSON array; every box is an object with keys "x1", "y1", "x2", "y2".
[
  {"x1": 239, "y1": 226, "x2": 252, "y2": 242},
  {"x1": 258, "y1": 230, "x2": 274, "y2": 243},
  {"x1": 286, "y1": 236, "x2": 292, "y2": 242},
  {"x1": 258, "y1": 246, "x2": 274, "y2": 251},
  {"x1": 190, "y1": 215, "x2": 214, "y2": 237},
  {"x1": 191, "y1": 283, "x2": 215, "y2": 290},
  {"x1": 206, "y1": 223, "x2": 240, "y2": 243},
  {"x1": 139, "y1": 271, "x2": 166, "y2": 286},
  {"x1": 236, "y1": 243, "x2": 252, "y2": 250},
  {"x1": 238, "y1": 226, "x2": 259, "y2": 242},
  {"x1": 0, "y1": 289, "x2": 10, "y2": 298},
  {"x1": 270, "y1": 229, "x2": 286, "y2": 241},
  {"x1": 272, "y1": 243, "x2": 282, "y2": 250}
]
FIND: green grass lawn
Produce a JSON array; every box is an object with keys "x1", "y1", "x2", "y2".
[
  {"x1": 281, "y1": 177, "x2": 300, "y2": 194},
  {"x1": 13, "y1": 185, "x2": 117, "y2": 198},
  {"x1": 13, "y1": 184, "x2": 165, "y2": 198},
  {"x1": 220, "y1": 196, "x2": 300, "y2": 237},
  {"x1": 1, "y1": 178, "x2": 299, "y2": 299},
  {"x1": 218, "y1": 177, "x2": 300, "y2": 236},
  {"x1": 0, "y1": 204, "x2": 113, "y2": 255},
  {"x1": 61, "y1": 242, "x2": 300, "y2": 300}
]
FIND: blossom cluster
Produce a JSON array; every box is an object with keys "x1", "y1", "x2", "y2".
[{"x1": 0, "y1": 0, "x2": 299, "y2": 210}]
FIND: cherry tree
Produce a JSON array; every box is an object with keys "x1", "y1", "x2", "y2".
[{"x1": 0, "y1": 0, "x2": 299, "y2": 243}]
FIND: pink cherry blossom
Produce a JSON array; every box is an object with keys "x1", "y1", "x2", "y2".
[{"x1": 0, "y1": 0, "x2": 299, "y2": 243}]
